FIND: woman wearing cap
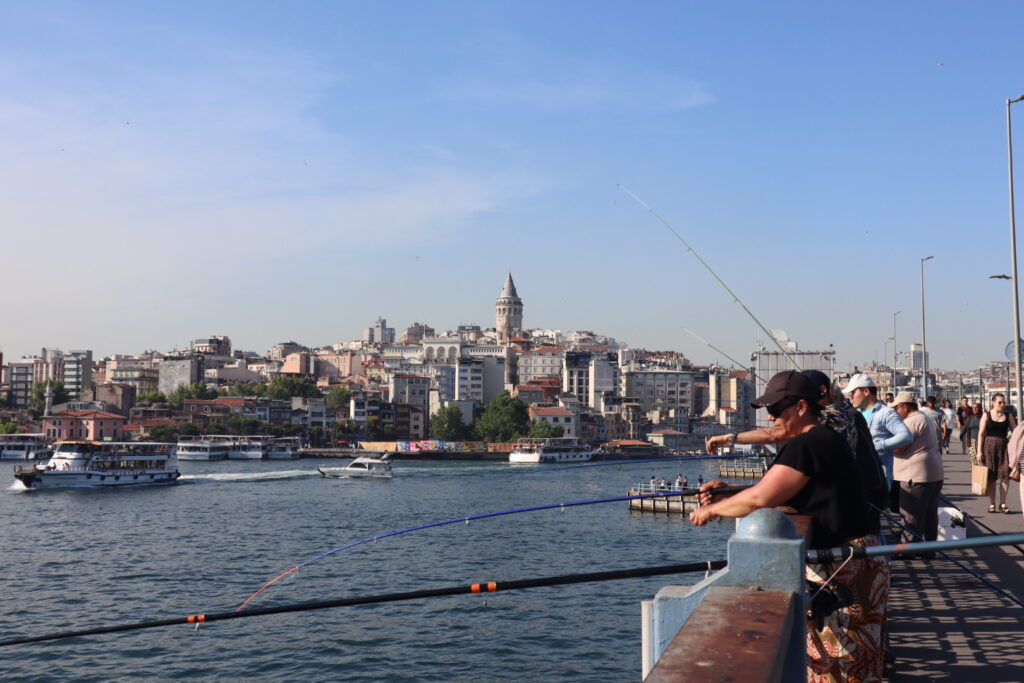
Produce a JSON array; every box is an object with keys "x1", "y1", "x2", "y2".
[
  {"x1": 977, "y1": 393, "x2": 1017, "y2": 513},
  {"x1": 691, "y1": 370, "x2": 887, "y2": 682}
]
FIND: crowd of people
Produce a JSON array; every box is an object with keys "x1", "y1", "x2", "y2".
[{"x1": 696, "y1": 369, "x2": 1023, "y2": 682}]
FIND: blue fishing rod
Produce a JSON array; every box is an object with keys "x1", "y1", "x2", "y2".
[
  {"x1": 236, "y1": 485, "x2": 749, "y2": 610},
  {"x1": 513, "y1": 452, "x2": 766, "y2": 475}
]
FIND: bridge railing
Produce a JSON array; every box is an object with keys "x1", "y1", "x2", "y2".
[{"x1": 641, "y1": 509, "x2": 808, "y2": 682}]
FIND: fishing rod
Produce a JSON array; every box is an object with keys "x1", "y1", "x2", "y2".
[
  {"x1": 683, "y1": 328, "x2": 767, "y2": 383},
  {"x1": 618, "y1": 185, "x2": 801, "y2": 371},
  {"x1": 514, "y1": 453, "x2": 766, "y2": 476},
  {"x1": 0, "y1": 559, "x2": 729, "y2": 649},
  {"x1": 236, "y1": 485, "x2": 751, "y2": 610}
]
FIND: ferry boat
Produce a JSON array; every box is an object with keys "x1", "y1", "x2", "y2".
[
  {"x1": 266, "y1": 437, "x2": 301, "y2": 460},
  {"x1": 0, "y1": 434, "x2": 50, "y2": 460},
  {"x1": 227, "y1": 437, "x2": 268, "y2": 460},
  {"x1": 13, "y1": 441, "x2": 180, "y2": 489},
  {"x1": 174, "y1": 439, "x2": 229, "y2": 461},
  {"x1": 318, "y1": 455, "x2": 393, "y2": 479},
  {"x1": 508, "y1": 437, "x2": 597, "y2": 464}
]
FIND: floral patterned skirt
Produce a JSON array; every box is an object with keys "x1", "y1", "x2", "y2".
[{"x1": 805, "y1": 534, "x2": 890, "y2": 682}]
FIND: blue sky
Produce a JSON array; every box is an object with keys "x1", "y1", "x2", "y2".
[{"x1": 2, "y1": 2, "x2": 1023, "y2": 372}]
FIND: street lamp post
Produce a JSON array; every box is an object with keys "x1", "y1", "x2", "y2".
[
  {"x1": 893, "y1": 310, "x2": 901, "y2": 392},
  {"x1": 1006, "y1": 94, "x2": 1024, "y2": 419},
  {"x1": 920, "y1": 256, "x2": 934, "y2": 400}
]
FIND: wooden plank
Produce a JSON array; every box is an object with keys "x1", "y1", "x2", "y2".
[{"x1": 644, "y1": 587, "x2": 799, "y2": 683}]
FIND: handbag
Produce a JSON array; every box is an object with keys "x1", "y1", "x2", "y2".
[
  {"x1": 972, "y1": 464, "x2": 989, "y2": 495},
  {"x1": 1011, "y1": 466, "x2": 1021, "y2": 483}
]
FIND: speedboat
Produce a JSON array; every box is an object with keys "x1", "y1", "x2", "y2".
[
  {"x1": 318, "y1": 454, "x2": 393, "y2": 479},
  {"x1": 13, "y1": 441, "x2": 180, "y2": 489}
]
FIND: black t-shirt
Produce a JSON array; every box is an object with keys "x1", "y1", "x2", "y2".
[{"x1": 773, "y1": 425, "x2": 874, "y2": 549}]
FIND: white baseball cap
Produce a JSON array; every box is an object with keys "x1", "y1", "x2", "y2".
[{"x1": 842, "y1": 373, "x2": 876, "y2": 394}]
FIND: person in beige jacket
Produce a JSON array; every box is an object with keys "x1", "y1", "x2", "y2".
[{"x1": 890, "y1": 392, "x2": 944, "y2": 550}]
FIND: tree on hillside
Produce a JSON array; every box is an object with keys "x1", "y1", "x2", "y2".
[
  {"x1": 0, "y1": 420, "x2": 20, "y2": 435},
  {"x1": 266, "y1": 376, "x2": 321, "y2": 400},
  {"x1": 365, "y1": 417, "x2": 396, "y2": 440},
  {"x1": 138, "y1": 391, "x2": 168, "y2": 404},
  {"x1": 473, "y1": 392, "x2": 529, "y2": 442},
  {"x1": 325, "y1": 386, "x2": 352, "y2": 415},
  {"x1": 529, "y1": 420, "x2": 564, "y2": 438},
  {"x1": 224, "y1": 382, "x2": 267, "y2": 397},
  {"x1": 430, "y1": 405, "x2": 470, "y2": 440},
  {"x1": 167, "y1": 382, "x2": 218, "y2": 405},
  {"x1": 30, "y1": 380, "x2": 69, "y2": 413}
]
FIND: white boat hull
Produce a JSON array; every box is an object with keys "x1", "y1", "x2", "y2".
[
  {"x1": 508, "y1": 450, "x2": 595, "y2": 464},
  {"x1": 318, "y1": 467, "x2": 392, "y2": 479},
  {"x1": 228, "y1": 451, "x2": 266, "y2": 460},
  {"x1": 14, "y1": 469, "x2": 181, "y2": 489}
]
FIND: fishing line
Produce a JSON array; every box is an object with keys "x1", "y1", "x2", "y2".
[
  {"x1": 618, "y1": 185, "x2": 800, "y2": 371},
  {"x1": 812, "y1": 504, "x2": 1024, "y2": 609},
  {"x1": 236, "y1": 486, "x2": 750, "y2": 610},
  {"x1": 683, "y1": 328, "x2": 767, "y2": 383},
  {"x1": 0, "y1": 559, "x2": 728, "y2": 649}
]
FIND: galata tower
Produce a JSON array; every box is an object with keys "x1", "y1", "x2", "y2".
[{"x1": 495, "y1": 272, "x2": 523, "y2": 342}]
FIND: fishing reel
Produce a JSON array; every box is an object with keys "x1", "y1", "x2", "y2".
[{"x1": 806, "y1": 578, "x2": 855, "y2": 630}]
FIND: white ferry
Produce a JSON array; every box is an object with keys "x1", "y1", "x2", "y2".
[
  {"x1": 318, "y1": 455, "x2": 393, "y2": 479},
  {"x1": 227, "y1": 437, "x2": 268, "y2": 460},
  {"x1": 266, "y1": 437, "x2": 301, "y2": 460},
  {"x1": 174, "y1": 439, "x2": 229, "y2": 461},
  {"x1": 13, "y1": 441, "x2": 180, "y2": 489},
  {"x1": 508, "y1": 437, "x2": 596, "y2": 464},
  {"x1": 0, "y1": 434, "x2": 50, "y2": 460}
]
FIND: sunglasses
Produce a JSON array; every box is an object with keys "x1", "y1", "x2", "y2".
[{"x1": 766, "y1": 397, "x2": 799, "y2": 418}]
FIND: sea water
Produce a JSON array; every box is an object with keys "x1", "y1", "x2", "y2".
[{"x1": 0, "y1": 458, "x2": 732, "y2": 681}]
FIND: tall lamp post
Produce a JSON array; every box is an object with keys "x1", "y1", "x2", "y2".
[
  {"x1": 1006, "y1": 94, "x2": 1024, "y2": 419},
  {"x1": 893, "y1": 310, "x2": 901, "y2": 392},
  {"x1": 920, "y1": 256, "x2": 934, "y2": 400}
]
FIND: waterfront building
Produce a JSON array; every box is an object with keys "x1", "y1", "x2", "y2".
[
  {"x1": 529, "y1": 405, "x2": 578, "y2": 438},
  {"x1": 705, "y1": 368, "x2": 754, "y2": 429},
  {"x1": 41, "y1": 409, "x2": 126, "y2": 441},
  {"x1": 388, "y1": 374, "x2": 430, "y2": 417},
  {"x1": 89, "y1": 382, "x2": 137, "y2": 415},
  {"x1": 495, "y1": 272, "x2": 523, "y2": 343}
]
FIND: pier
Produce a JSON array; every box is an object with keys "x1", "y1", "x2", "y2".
[{"x1": 642, "y1": 436, "x2": 1024, "y2": 681}]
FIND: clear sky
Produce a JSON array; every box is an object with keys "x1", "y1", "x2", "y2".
[{"x1": 3, "y1": 2, "x2": 1023, "y2": 372}]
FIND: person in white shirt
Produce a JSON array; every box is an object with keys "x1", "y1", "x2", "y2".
[{"x1": 940, "y1": 399, "x2": 958, "y2": 455}]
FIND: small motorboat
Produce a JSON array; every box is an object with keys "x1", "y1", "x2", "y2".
[{"x1": 318, "y1": 454, "x2": 393, "y2": 479}]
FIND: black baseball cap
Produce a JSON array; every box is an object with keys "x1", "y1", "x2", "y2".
[
  {"x1": 752, "y1": 370, "x2": 818, "y2": 408},
  {"x1": 801, "y1": 370, "x2": 831, "y2": 399}
]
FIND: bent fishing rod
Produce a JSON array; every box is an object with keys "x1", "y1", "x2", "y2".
[
  {"x1": 618, "y1": 185, "x2": 801, "y2": 371},
  {"x1": 236, "y1": 485, "x2": 751, "y2": 610},
  {"x1": 0, "y1": 560, "x2": 729, "y2": 649}
]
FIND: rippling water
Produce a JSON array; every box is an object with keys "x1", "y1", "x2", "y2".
[{"x1": 1, "y1": 458, "x2": 733, "y2": 681}]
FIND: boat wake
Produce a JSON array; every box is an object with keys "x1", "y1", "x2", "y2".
[{"x1": 179, "y1": 470, "x2": 317, "y2": 484}]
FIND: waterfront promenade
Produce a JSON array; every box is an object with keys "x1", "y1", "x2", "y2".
[{"x1": 887, "y1": 435, "x2": 1024, "y2": 681}]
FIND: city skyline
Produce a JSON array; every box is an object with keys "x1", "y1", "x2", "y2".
[{"x1": 4, "y1": 3, "x2": 1024, "y2": 371}]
